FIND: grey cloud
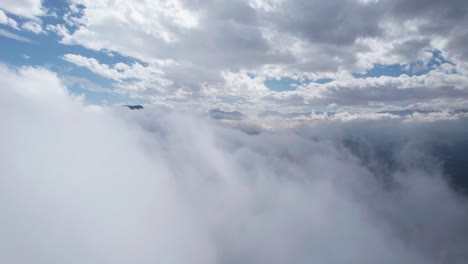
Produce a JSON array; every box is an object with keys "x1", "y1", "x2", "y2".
[
  {"x1": 165, "y1": 20, "x2": 282, "y2": 68},
  {"x1": 391, "y1": 39, "x2": 432, "y2": 62},
  {"x1": 294, "y1": 43, "x2": 363, "y2": 72},
  {"x1": 266, "y1": 0, "x2": 468, "y2": 71},
  {"x1": 209, "y1": 108, "x2": 246, "y2": 120},
  {"x1": 160, "y1": 1, "x2": 296, "y2": 71},
  {"x1": 446, "y1": 26, "x2": 468, "y2": 62},
  {"x1": 389, "y1": 0, "x2": 468, "y2": 61},
  {"x1": 392, "y1": 0, "x2": 468, "y2": 27},
  {"x1": 271, "y1": 0, "x2": 383, "y2": 45}
]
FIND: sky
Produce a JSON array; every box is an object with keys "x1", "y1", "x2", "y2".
[
  {"x1": 2, "y1": 1, "x2": 468, "y2": 263},
  {"x1": 1, "y1": 0, "x2": 468, "y2": 115}
]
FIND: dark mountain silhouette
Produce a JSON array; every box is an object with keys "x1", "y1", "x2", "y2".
[{"x1": 123, "y1": 105, "x2": 144, "y2": 110}]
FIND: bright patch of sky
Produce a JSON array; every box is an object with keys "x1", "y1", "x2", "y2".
[
  {"x1": 353, "y1": 50, "x2": 455, "y2": 79},
  {"x1": 264, "y1": 76, "x2": 334, "y2": 92}
]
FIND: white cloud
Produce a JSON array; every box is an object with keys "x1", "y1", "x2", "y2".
[
  {"x1": 21, "y1": 20, "x2": 43, "y2": 34},
  {"x1": 0, "y1": 64, "x2": 215, "y2": 263},
  {"x1": 2, "y1": 63, "x2": 468, "y2": 263},
  {"x1": 0, "y1": 9, "x2": 18, "y2": 28},
  {"x1": 204, "y1": 71, "x2": 269, "y2": 99},
  {"x1": 0, "y1": 28, "x2": 34, "y2": 43},
  {"x1": 0, "y1": 0, "x2": 43, "y2": 18},
  {"x1": 63, "y1": 54, "x2": 131, "y2": 81},
  {"x1": 62, "y1": 0, "x2": 198, "y2": 48},
  {"x1": 62, "y1": 54, "x2": 174, "y2": 98}
]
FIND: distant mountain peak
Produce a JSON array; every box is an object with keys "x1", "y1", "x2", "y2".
[{"x1": 123, "y1": 105, "x2": 144, "y2": 110}]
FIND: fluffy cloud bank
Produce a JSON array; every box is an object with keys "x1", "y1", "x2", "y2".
[{"x1": 1, "y1": 64, "x2": 468, "y2": 263}]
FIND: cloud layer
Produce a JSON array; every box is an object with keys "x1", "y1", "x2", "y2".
[{"x1": 1, "y1": 65, "x2": 468, "y2": 263}]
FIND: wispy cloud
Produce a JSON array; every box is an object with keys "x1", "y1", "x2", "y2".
[{"x1": 0, "y1": 28, "x2": 34, "y2": 43}]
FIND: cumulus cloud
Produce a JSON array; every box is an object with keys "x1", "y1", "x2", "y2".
[
  {"x1": 21, "y1": 20, "x2": 43, "y2": 34},
  {"x1": 0, "y1": 0, "x2": 43, "y2": 18},
  {"x1": 1, "y1": 64, "x2": 468, "y2": 263}
]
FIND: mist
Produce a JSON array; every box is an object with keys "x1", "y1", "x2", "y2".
[{"x1": 1, "y1": 65, "x2": 468, "y2": 263}]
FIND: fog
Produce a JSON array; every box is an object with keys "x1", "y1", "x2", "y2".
[{"x1": 1, "y1": 65, "x2": 468, "y2": 263}]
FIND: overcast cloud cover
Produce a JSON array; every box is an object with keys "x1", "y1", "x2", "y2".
[{"x1": 1, "y1": 1, "x2": 468, "y2": 263}]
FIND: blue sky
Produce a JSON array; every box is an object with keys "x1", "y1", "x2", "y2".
[{"x1": 0, "y1": 0, "x2": 467, "y2": 113}]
